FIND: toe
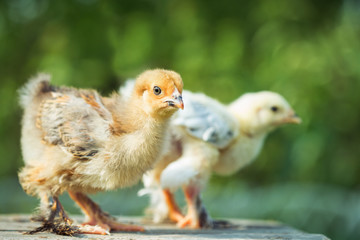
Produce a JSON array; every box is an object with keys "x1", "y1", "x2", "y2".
[
  {"x1": 78, "y1": 225, "x2": 110, "y2": 235},
  {"x1": 177, "y1": 217, "x2": 191, "y2": 228},
  {"x1": 177, "y1": 215, "x2": 201, "y2": 229},
  {"x1": 109, "y1": 221, "x2": 145, "y2": 232},
  {"x1": 169, "y1": 212, "x2": 185, "y2": 223}
]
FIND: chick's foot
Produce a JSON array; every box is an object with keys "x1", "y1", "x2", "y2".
[
  {"x1": 69, "y1": 191, "x2": 145, "y2": 233},
  {"x1": 177, "y1": 193, "x2": 234, "y2": 229},
  {"x1": 80, "y1": 217, "x2": 144, "y2": 233},
  {"x1": 26, "y1": 196, "x2": 79, "y2": 236},
  {"x1": 77, "y1": 224, "x2": 110, "y2": 235},
  {"x1": 27, "y1": 221, "x2": 79, "y2": 236}
]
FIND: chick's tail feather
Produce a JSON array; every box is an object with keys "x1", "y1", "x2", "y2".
[
  {"x1": 19, "y1": 73, "x2": 54, "y2": 109},
  {"x1": 18, "y1": 165, "x2": 43, "y2": 196},
  {"x1": 138, "y1": 171, "x2": 169, "y2": 223}
]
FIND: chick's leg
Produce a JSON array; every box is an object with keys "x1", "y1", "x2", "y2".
[
  {"x1": 28, "y1": 196, "x2": 77, "y2": 236},
  {"x1": 177, "y1": 185, "x2": 201, "y2": 228},
  {"x1": 52, "y1": 196, "x2": 73, "y2": 225},
  {"x1": 68, "y1": 191, "x2": 144, "y2": 234},
  {"x1": 163, "y1": 189, "x2": 184, "y2": 222}
]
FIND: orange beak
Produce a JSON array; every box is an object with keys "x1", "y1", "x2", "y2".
[
  {"x1": 171, "y1": 94, "x2": 184, "y2": 109},
  {"x1": 164, "y1": 88, "x2": 184, "y2": 109},
  {"x1": 283, "y1": 111, "x2": 302, "y2": 124}
]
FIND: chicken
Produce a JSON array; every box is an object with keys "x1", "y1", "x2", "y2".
[
  {"x1": 18, "y1": 69, "x2": 184, "y2": 235},
  {"x1": 139, "y1": 90, "x2": 301, "y2": 228}
]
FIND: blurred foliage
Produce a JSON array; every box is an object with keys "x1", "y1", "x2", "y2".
[{"x1": 0, "y1": 0, "x2": 359, "y2": 239}]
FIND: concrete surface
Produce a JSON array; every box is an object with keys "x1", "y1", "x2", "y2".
[{"x1": 0, "y1": 214, "x2": 329, "y2": 239}]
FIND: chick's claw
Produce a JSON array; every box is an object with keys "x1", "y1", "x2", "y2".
[
  {"x1": 77, "y1": 224, "x2": 110, "y2": 235},
  {"x1": 107, "y1": 221, "x2": 145, "y2": 232},
  {"x1": 81, "y1": 217, "x2": 145, "y2": 233},
  {"x1": 76, "y1": 219, "x2": 145, "y2": 235},
  {"x1": 177, "y1": 215, "x2": 198, "y2": 228},
  {"x1": 26, "y1": 196, "x2": 80, "y2": 236},
  {"x1": 26, "y1": 221, "x2": 80, "y2": 236},
  {"x1": 169, "y1": 211, "x2": 185, "y2": 223}
]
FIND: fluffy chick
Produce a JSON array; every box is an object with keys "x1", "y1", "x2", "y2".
[
  {"x1": 18, "y1": 69, "x2": 184, "y2": 235},
  {"x1": 139, "y1": 91, "x2": 300, "y2": 228}
]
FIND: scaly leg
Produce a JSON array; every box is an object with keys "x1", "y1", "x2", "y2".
[
  {"x1": 68, "y1": 191, "x2": 144, "y2": 235},
  {"x1": 177, "y1": 185, "x2": 201, "y2": 228},
  {"x1": 163, "y1": 189, "x2": 184, "y2": 222},
  {"x1": 28, "y1": 196, "x2": 78, "y2": 236},
  {"x1": 177, "y1": 186, "x2": 233, "y2": 229}
]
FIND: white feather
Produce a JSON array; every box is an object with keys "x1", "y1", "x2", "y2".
[
  {"x1": 18, "y1": 73, "x2": 51, "y2": 109},
  {"x1": 138, "y1": 172, "x2": 169, "y2": 223},
  {"x1": 118, "y1": 79, "x2": 136, "y2": 100},
  {"x1": 160, "y1": 160, "x2": 198, "y2": 190},
  {"x1": 173, "y1": 90, "x2": 239, "y2": 149}
]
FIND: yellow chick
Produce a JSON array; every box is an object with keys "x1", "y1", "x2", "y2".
[{"x1": 18, "y1": 69, "x2": 184, "y2": 235}]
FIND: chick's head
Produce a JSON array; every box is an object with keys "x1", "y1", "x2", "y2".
[
  {"x1": 134, "y1": 69, "x2": 184, "y2": 119},
  {"x1": 229, "y1": 91, "x2": 301, "y2": 135}
]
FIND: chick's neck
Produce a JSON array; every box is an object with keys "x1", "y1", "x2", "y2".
[
  {"x1": 234, "y1": 114, "x2": 273, "y2": 139},
  {"x1": 104, "y1": 93, "x2": 169, "y2": 135}
]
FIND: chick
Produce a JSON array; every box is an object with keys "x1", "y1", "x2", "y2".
[
  {"x1": 139, "y1": 91, "x2": 301, "y2": 228},
  {"x1": 18, "y1": 69, "x2": 184, "y2": 235}
]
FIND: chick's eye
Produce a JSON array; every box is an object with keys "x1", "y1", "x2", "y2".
[
  {"x1": 271, "y1": 106, "x2": 278, "y2": 112},
  {"x1": 153, "y1": 86, "x2": 162, "y2": 95}
]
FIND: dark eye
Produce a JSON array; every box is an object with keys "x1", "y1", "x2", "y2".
[
  {"x1": 271, "y1": 106, "x2": 278, "y2": 112},
  {"x1": 153, "y1": 86, "x2": 162, "y2": 95}
]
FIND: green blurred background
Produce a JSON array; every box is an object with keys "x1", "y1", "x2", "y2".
[{"x1": 0, "y1": 0, "x2": 359, "y2": 239}]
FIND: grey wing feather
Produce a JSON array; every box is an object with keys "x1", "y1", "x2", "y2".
[
  {"x1": 173, "y1": 90, "x2": 238, "y2": 149},
  {"x1": 38, "y1": 90, "x2": 112, "y2": 159}
]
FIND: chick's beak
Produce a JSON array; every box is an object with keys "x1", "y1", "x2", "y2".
[
  {"x1": 283, "y1": 111, "x2": 302, "y2": 124},
  {"x1": 174, "y1": 94, "x2": 184, "y2": 109},
  {"x1": 170, "y1": 94, "x2": 184, "y2": 109},
  {"x1": 164, "y1": 88, "x2": 184, "y2": 110}
]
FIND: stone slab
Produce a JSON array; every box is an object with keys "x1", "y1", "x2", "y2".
[{"x1": 0, "y1": 214, "x2": 329, "y2": 240}]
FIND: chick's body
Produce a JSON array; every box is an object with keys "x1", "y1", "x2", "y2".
[
  {"x1": 19, "y1": 69, "x2": 184, "y2": 235},
  {"x1": 21, "y1": 87, "x2": 163, "y2": 194},
  {"x1": 141, "y1": 91, "x2": 300, "y2": 228},
  {"x1": 158, "y1": 91, "x2": 238, "y2": 191}
]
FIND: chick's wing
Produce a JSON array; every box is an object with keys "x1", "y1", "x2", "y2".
[
  {"x1": 172, "y1": 90, "x2": 238, "y2": 149},
  {"x1": 38, "y1": 90, "x2": 112, "y2": 159}
]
